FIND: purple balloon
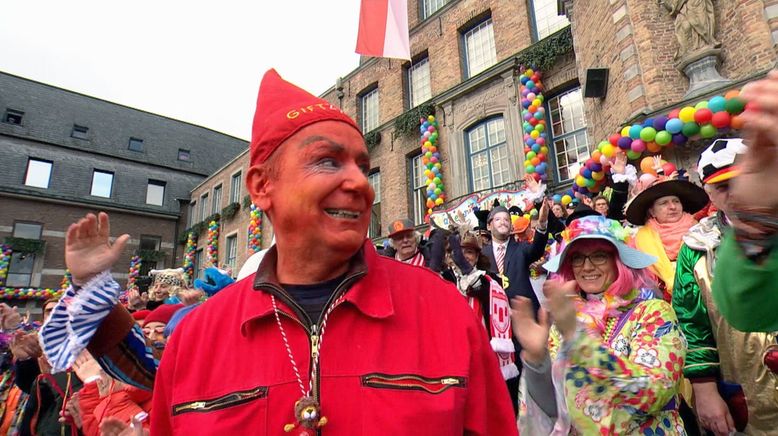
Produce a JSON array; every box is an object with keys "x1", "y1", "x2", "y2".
[
  {"x1": 652, "y1": 116, "x2": 668, "y2": 131},
  {"x1": 672, "y1": 133, "x2": 688, "y2": 146},
  {"x1": 591, "y1": 163, "x2": 602, "y2": 172},
  {"x1": 617, "y1": 136, "x2": 632, "y2": 150},
  {"x1": 524, "y1": 113, "x2": 533, "y2": 121},
  {"x1": 521, "y1": 89, "x2": 530, "y2": 97}
]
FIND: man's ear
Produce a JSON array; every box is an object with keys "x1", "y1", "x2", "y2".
[{"x1": 246, "y1": 165, "x2": 272, "y2": 211}]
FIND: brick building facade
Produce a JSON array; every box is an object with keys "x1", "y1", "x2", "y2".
[
  {"x1": 0, "y1": 71, "x2": 247, "y2": 312},
  {"x1": 189, "y1": 0, "x2": 778, "y2": 276}
]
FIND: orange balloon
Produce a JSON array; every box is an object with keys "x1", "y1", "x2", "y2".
[
  {"x1": 591, "y1": 150, "x2": 602, "y2": 161},
  {"x1": 528, "y1": 105, "x2": 538, "y2": 113},
  {"x1": 730, "y1": 114, "x2": 744, "y2": 129},
  {"x1": 531, "y1": 157, "x2": 541, "y2": 166},
  {"x1": 646, "y1": 141, "x2": 661, "y2": 153},
  {"x1": 724, "y1": 89, "x2": 740, "y2": 99},
  {"x1": 640, "y1": 157, "x2": 655, "y2": 174}
]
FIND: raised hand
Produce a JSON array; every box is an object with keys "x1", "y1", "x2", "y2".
[
  {"x1": 0, "y1": 304, "x2": 21, "y2": 330},
  {"x1": 537, "y1": 199, "x2": 550, "y2": 227},
  {"x1": 733, "y1": 70, "x2": 778, "y2": 213},
  {"x1": 510, "y1": 297, "x2": 550, "y2": 365},
  {"x1": 178, "y1": 289, "x2": 205, "y2": 306},
  {"x1": 543, "y1": 279, "x2": 579, "y2": 341},
  {"x1": 66, "y1": 213, "x2": 130, "y2": 285},
  {"x1": 612, "y1": 151, "x2": 627, "y2": 175},
  {"x1": 651, "y1": 155, "x2": 664, "y2": 173},
  {"x1": 9, "y1": 331, "x2": 42, "y2": 361},
  {"x1": 523, "y1": 174, "x2": 540, "y2": 193},
  {"x1": 72, "y1": 350, "x2": 103, "y2": 383}
]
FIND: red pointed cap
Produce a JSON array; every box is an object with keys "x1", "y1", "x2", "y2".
[{"x1": 250, "y1": 69, "x2": 362, "y2": 166}]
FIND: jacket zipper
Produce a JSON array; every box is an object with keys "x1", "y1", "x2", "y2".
[
  {"x1": 172, "y1": 386, "x2": 268, "y2": 415},
  {"x1": 258, "y1": 270, "x2": 366, "y2": 426},
  {"x1": 362, "y1": 373, "x2": 467, "y2": 394}
]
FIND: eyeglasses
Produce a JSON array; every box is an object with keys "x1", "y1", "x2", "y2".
[{"x1": 569, "y1": 251, "x2": 611, "y2": 267}]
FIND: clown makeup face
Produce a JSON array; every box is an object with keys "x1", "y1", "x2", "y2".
[
  {"x1": 649, "y1": 195, "x2": 683, "y2": 224},
  {"x1": 391, "y1": 231, "x2": 418, "y2": 261},
  {"x1": 143, "y1": 321, "x2": 167, "y2": 349},
  {"x1": 250, "y1": 121, "x2": 373, "y2": 264},
  {"x1": 488, "y1": 212, "x2": 512, "y2": 242}
]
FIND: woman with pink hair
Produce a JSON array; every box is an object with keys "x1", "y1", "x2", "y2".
[{"x1": 512, "y1": 215, "x2": 687, "y2": 434}]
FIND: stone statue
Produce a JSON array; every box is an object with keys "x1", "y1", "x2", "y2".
[{"x1": 660, "y1": 0, "x2": 721, "y2": 60}]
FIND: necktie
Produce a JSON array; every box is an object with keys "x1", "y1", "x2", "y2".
[{"x1": 496, "y1": 244, "x2": 506, "y2": 274}]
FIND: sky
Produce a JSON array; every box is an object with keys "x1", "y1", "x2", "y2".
[{"x1": 0, "y1": 0, "x2": 363, "y2": 140}]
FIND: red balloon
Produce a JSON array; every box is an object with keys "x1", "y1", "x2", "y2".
[
  {"x1": 662, "y1": 162, "x2": 677, "y2": 175},
  {"x1": 668, "y1": 108, "x2": 681, "y2": 119},
  {"x1": 694, "y1": 108, "x2": 713, "y2": 124},
  {"x1": 711, "y1": 111, "x2": 731, "y2": 129},
  {"x1": 609, "y1": 134, "x2": 621, "y2": 146}
]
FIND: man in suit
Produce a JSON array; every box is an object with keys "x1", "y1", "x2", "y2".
[{"x1": 482, "y1": 202, "x2": 549, "y2": 313}]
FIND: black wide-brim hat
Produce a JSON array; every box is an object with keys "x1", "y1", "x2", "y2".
[{"x1": 625, "y1": 179, "x2": 708, "y2": 225}]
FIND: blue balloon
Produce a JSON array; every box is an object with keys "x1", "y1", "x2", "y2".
[
  {"x1": 524, "y1": 125, "x2": 533, "y2": 133},
  {"x1": 708, "y1": 95, "x2": 727, "y2": 113},
  {"x1": 520, "y1": 76, "x2": 529, "y2": 84},
  {"x1": 665, "y1": 118, "x2": 683, "y2": 134},
  {"x1": 527, "y1": 138, "x2": 536, "y2": 146},
  {"x1": 583, "y1": 168, "x2": 592, "y2": 178},
  {"x1": 643, "y1": 118, "x2": 655, "y2": 128},
  {"x1": 552, "y1": 194, "x2": 562, "y2": 203},
  {"x1": 531, "y1": 144, "x2": 540, "y2": 153},
  {"x1": 629, "y1": 124, "x2": 643, "y2": 139},
  {"x1": 536, "y1": 162, "x2": 546, "y2": 173},
  {"x1": 526, "y1": 80, "x2": 535, "y2": 89}
]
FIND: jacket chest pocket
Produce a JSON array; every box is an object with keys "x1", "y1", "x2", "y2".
[
  {"x1": 360, "y1": 373, "x2": 467, "y2": 434},
  {"x1": 172, "y1": 386, "x2": 268, "y2": 433}
]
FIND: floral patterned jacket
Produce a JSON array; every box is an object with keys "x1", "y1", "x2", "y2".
[{"x1": 520, "y1": 289, "x2": 688, "y2": 435}]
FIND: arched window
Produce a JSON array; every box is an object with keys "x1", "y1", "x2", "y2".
[{"x1": 465, "y1": 116, "x2": 511, "y2": 193}]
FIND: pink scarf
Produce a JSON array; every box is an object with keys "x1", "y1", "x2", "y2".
[{"x1": 646, "y1": 213, "x2": 697, "y2": 260}]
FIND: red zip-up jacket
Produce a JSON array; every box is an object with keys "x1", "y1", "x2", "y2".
[{"x1": 152, "y1": 242, "x2": 517, "y2": 435}]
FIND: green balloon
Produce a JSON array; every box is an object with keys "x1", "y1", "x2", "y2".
[
  {"x1": 695, "y1": 100, "x2": 708, "y2": 110},
  {"x1": 700, "y1": 123, "x2": 717, "y2": 138},
  {"x1": 585, "y1": 178, "x2": 596, "y2": 188},
  {"x1": 640, "y1": 127, "x2": 657, "y2": 142},
  {"x1": 655, "y1": 130, "x2": 672, "y2": 146},
  {"x1": 526, "y1": 165, "x2": 535, "y2": 173},
  {"x1": 725, "y1": 97, "x2": 746, "y2": 115},
  {"x1": 682, "y1": 122, "x2": 700, "y2": 137},
  {"x1": 626, "y1": 150, "x2": 641, "y2": 160}
]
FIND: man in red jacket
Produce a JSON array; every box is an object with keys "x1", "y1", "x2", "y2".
[{"x1": 41, "y1": 70, "x2": 517, "y2": 435}]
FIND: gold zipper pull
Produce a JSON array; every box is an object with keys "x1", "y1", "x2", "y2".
[{"x1": 311, "y1": 325, "x2": 320, "y2": 359}]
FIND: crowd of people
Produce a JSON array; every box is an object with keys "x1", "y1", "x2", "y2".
[{"x1": 0, "y1": 69, "x2": 775, "y2": 435}]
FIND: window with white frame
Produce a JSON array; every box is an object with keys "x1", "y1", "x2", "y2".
[
  {"x1": 212, "y1": 185, "x2": 222, "y2": 214},
  {"x1": 409, "y1": 57, "x2": 432, "y2": 108},
  {"x1": 410, "y1": 155, "x2": 427, "y2": 225},
  {"x1": 361, "y1": 88, "x2": 380, "y2": 132},
  {"x1": 368, "y1": 171, "x2": 381, "y2": 238},
  {"x1": 90, "y1": 170, "x2": 114, "y2": 198},
  {"x1": 188, "y1": 201, "x2": 196, "y2": 226},
  {"x1": 200, "y1": 193, "x2": 209, "y2": 220},
  {"x1": 139, "y1": 235, "x2": 162, "y2": 275},
  {"x1": 225, "y1": 234, "x2": 238, "y2": 273},
  {"x1": 146, "y1": 180, "x2": 165, "y2": 206},
  {"x1": 422, "y1": 0, "x2": 448, "y2": 19},
  {"x1": 230, "y1": 172, "x2": 242, "y2": 204},
  {"x1": 6, "y1": 222, "x2": 42, "y2": 287},
  {"x1": 24, "y1": 159, "x2": 52, "y2": 189},
  {"x1": 548, "y1": 88, "x2": 589, "y2": 181},
  {"x1": 531, "y1": 0, "x2": 570, "y2": 41},
  {"x1": 463, "y1": 19, "x2": 497, "y2": 78},
  {"x1": 467, "y1": 117, "x2": 511, "y2": 192}
]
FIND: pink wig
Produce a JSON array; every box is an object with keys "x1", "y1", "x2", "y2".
[{"x1": 556, "y1": 240, "x2": 657, "y2": 297}]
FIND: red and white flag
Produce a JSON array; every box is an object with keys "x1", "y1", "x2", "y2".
[{"x1": 355, "y1": 0, "x2": 411, "y2": 60}]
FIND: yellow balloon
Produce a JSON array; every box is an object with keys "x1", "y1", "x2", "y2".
[
  {"x1": 530, "y1": 130, "x2": 540, "y2": 139},
  {"x1": 620, "y1": 126, "x2": 630, "y2": 137},
  {"x1": 526, "y1": 69, "x2": 534, "y2": 76},
  {"x1": 532, "y1": 98, "x2": 542, "y2": 107},
  {"x1": 679, "y1": 106, "x2": 696, "y2": 123},
  {"x1": 428, "y1": 115, "x2": 435, "y2": 123},
  {"x1": 561, "y1": 195, "x2": 572, "y2": 206},
  {"x1": 576, "y1": 176, "x2": 587, "y2": 187},
  {"x1": 435, "y1": 198, "x2": 444, "y2": 205},
  {"x1": 591, "y1": 171, "x2": 605, "y2": 181},
  {"x1": 602, "y1": 143, "x2": 616, "y2": 158}
]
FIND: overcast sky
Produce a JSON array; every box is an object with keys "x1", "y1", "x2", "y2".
[{"x1": 0, "y1": 0, "x2": 363, "y2": 140}]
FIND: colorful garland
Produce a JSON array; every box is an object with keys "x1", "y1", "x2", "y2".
[
  {"x1": 520, "y1": 68, "x2": 549, "y2": 182},
  {"x1": 579, "y1": 90, "x2": 748, "y2": 194},
  {"x1": 127, "y1": 256, "x2": 141, "y2": 290},
  {"x1": 248, "y1": 204, "x2": 262, "y2": 254},
  {"x1": 59, "y1": 269, "x2": 72, "y2": 290},
  {"x1": 0, "y1": 245, "x2": 10, "y2": 287},
  {"x1": 183, "y1": 232, "x2": 197, "y2": 281},
  {"x1": 420, "y1": 115, "x2": 446, "y2": 221},
  {"x1": 207, "y1": 220, "x2": 219, "y2": 266},
  {"x1": 0, "y1": 288, "x2": 62, "y2": 300}
]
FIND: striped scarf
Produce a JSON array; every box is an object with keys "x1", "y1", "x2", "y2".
[{"x1": 397, "y1": 251, "x2": 425, "y2": 267}]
